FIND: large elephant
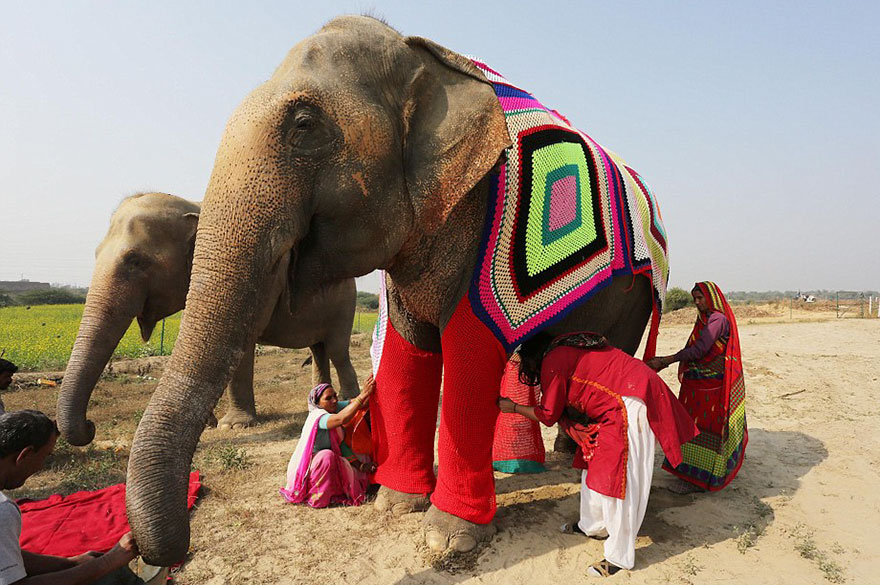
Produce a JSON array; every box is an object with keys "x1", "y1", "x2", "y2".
[
  {"x1": 126, "y1": 16, "x2": 668, "y2": 565},
  {"x1": 57, "y1": 192, "x2": 359, "y2": 446}
]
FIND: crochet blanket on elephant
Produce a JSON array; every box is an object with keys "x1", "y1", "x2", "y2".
[{"x1": 467, "y1": 58, "x2": 669, "y2": 352}]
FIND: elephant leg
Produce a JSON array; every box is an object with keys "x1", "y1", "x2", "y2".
[
  {"x1": 309, "y1": 342, "x2": 332, "y2": 386},
  {"x1": 324, "y1": 334, "x2": 359, "y2": 400},
  {"x1": 371, "y1": 300, "x2": 442, "y2": 515},
  {"x1": 218, "y1": 342, "x2": 258, "y2": 430},
  {"x1": 424, "y1": 296, "x2": 506, "y2": 553}
]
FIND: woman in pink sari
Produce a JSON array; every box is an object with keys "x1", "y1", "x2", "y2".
[{"x1": 280, "y1": 376, "x2": 376, "y2": 508}]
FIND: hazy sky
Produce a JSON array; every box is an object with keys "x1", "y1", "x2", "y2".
[{"x1": 2, "y1": 1, "x2": 877, "y2": 294}]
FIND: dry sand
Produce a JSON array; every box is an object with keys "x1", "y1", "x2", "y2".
[{"x1": 7, "y1": 312, "x2": 879, "y2": 584}]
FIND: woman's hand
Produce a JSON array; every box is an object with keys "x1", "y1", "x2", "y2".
[
  {"x1": 646, "y1": 357, "x2": 669, "y2": 371},
  {"x1": 359, "y1": 374, "x2": 376, "y2": 403},
  {"x1": 498, "y1": 397, "x2": 516, "y2": 413},
  {"x1": 71, "y1": 551, "x2": 103, "y2": 564}
]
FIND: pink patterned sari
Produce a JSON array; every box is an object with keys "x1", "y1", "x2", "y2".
[{"x1": 280, "y1": 408, "x2": 368, "y2": 508}]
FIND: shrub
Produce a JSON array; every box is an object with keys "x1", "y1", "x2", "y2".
[
  {"x1": 17, "y1": 288, "x2": 86, "y2": 305},
  {"x1": 664, "y1": 287, "x2": 692, "y2": 313},
  {"x1": 356, "y1": 291, "x2": 379, "y2": 310}
]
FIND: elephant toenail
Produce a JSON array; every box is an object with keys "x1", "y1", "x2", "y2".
[
  {"x1": 450, "y1": 534, "x2": 477, "y2": 552},
  {"x1": 425, "y1": 531, "x2": 449, "y2": 552}
]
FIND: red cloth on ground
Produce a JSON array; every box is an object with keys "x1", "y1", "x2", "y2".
[
  {"x1": 18, "y1": 472, "x2": 201, "y2": 557},
  {"x1": 432, "y1": 296, "x2": 507, "y2": 524},
  {"x1": 371, "y1": 318, "x2": 443, "y2": 495},
  {"x1": 535, "y1": 346, "x2": 698, "y2": 499}
]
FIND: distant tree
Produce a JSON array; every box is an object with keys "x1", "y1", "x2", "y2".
[
  {"x1": 17, "y1": 288, "x2": 86, "y2": 305},
  {"x1": 664, "y1": 287, "x2": 692, "y2": 313},
  {"x1": 355, "y1": 291, "x2": 379, "y2": 310},
  {"x1": 0, "y1": 293, "x2": 15, "y2": 307}
]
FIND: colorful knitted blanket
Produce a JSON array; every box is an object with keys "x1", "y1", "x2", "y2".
[{"x1": 467, "y1": 58, "x2": 669, "y2": 354}]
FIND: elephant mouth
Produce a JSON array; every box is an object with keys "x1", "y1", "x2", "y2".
[{"x1": 137, "y1": 315, "x2": 158, "y2": 343}]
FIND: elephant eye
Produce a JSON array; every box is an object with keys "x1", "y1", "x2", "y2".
[
  {"x1": 282, "y1": 102, "x2": 334, "y2": 154},
  {"x1": 123, "y1": 251, "x2": 149, "y2": 271},
  {"x1": 293, "y1": 113, "x2": 314, "y2": 130},
  {"x1": 285, "y1": 113, "x2": 317, "y2": 147}
]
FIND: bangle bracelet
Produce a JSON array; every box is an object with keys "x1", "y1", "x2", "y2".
[{"x1": 513, "y1": 403, "x2": 518, "y2": 414}]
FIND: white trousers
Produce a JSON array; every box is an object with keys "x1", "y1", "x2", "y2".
[{"x1": 577, "y1": 396, "x2": 655, "y2": 570}]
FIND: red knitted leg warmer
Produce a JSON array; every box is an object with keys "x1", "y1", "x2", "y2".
[
  {"x1": 371, "y1": 316, "x2": 443, "y2": 495},
  {"x1": 431, "y1": 296, "x2": 507, "y2": 524}
]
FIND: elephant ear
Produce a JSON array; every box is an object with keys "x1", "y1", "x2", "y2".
[
  {"x1": 402, "y1": 36, "x2": 512, "y2": 235},
  {"x1": 182, "y1": 212, "x2": 199, "y2": 260}
]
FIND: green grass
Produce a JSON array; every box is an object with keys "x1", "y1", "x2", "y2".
[
  {"x1": 351, "y1": 310, "x2": 378, "y2": 335},
  {"x1": 790, "y1": 524, "x2": 847, "y2": 583},
  {"x1": 196, "y1": 445, "x2": 253, "y2": 472},
  {"x1": 0, "y1": 304, "x2": 378, "y2": 371}
]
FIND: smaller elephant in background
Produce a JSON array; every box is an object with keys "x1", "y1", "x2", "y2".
[{"x1": 57, "y1": 192, "x2": 359, "y2": 445}]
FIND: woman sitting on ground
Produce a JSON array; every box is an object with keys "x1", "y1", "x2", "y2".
[
  {"x1": 500, "y1": 332, "x2": 698, "y2": 577},
  {"x1": 280, "y1": 376, "x2": 376, "y2": 508}
]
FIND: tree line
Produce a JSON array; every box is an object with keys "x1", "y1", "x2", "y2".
[
  {"x1": 663, "y1": 287, "x2": 880, "y2": 313},
  {"x1": 0, "y1": 287, "x2": 87, "y2": 308}
]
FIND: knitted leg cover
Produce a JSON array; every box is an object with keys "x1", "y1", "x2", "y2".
[
  {"x1": 431, "y1": 296, "x2": 507, "y2": 524},
  {"x1": 371, "y1": 316, "x2": 443, "y2": 495}
]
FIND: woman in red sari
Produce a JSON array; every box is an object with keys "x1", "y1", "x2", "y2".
[
  {"x1": 500, "y1": 332, "x2": 697, "y2": 577},
  {"x1": 647, "y1": 281, "x2": 747, "y2": 494}
]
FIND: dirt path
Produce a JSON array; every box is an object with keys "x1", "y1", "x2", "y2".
[{"x1": 6, "y1": 319, "x2": 878, "y2": 584}]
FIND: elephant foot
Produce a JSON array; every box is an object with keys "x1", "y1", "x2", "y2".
[
  {"x1": 374, "y1": 486, "x2": 431, "y2": 516},
  {"x1": 422, "y1": 505, "x2": 496, "y2": 553},
  {"x1": 217, "y1": 410, "x2": 257, "y2": 430},
  {"x1": 554, "y1": 429, "x2": 578, "y2": 453}
]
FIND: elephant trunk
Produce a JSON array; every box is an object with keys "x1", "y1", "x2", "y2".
[
  {"x1": 126, "y1": 211, "x2": 293, "y2": 565},
  {"x1": 57, "y1": 278, "x2": 143, "y2": 446}
]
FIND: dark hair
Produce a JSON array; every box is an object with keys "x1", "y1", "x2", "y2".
[
  {"x1": 517, "y1": 331, "x2": 608, "y2": 386},
  {"x1": 0, "y1": 359, "x2": 17, "y2": 375},
  {"x1": 0, "y1": 410, "x2": 59, "y2": 458},
  {"x1": 517, "y1": 332, "x2": 554, "y2": 386}
]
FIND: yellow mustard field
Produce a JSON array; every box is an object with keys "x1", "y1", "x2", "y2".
[
  {"x1": 0, "y1": 304, "x2": 378, "y2": 371},
  {"x1": 0, "y1": 304, "x2": 182, "y2": 371}
]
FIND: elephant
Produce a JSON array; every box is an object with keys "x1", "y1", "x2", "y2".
[
  {"x1": 57, "y1": 191, "x2": 359, "y2": 446},
  {"x1": 125, "y1": 16, "x2": 668, "y2": 565}
]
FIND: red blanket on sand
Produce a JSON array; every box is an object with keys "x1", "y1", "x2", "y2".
[{"x1": 17, "y1": 472, "x2": 201, "y2": 557}]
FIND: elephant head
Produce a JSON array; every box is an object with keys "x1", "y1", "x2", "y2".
[
  {"x1": 126, "y1": 16, "x2": 510, "y2": 564},
  {"x1": 57, "y1": 192, "x2": 199, "y2": 445}
]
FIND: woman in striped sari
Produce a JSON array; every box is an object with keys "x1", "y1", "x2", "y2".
[{"x1": 647, "y1": 282, "x2": 747, "y2": 494}]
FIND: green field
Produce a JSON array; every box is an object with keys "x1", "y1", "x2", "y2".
[{"x1": 0, "y1": 304, "x2": 378, "y2": 372}]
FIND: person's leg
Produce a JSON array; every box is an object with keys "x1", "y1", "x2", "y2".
[
  {"x1": 305, "y1": 450, "x2": 340, "y2": 508},
  {"x1": 577, "y1": 470, "x2": 608, "y2": 537},
  {"x1": 597, "y1": 397, "x2": 655, "y2": 572}
]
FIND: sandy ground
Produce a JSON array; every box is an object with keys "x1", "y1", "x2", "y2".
[{"x1": 7, "y1": 311, "x2": 879, "y2": 584}]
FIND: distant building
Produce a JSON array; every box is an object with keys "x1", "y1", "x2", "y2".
[{"x1": 0, "y1": 280, "x2": 52, "y2": 293}]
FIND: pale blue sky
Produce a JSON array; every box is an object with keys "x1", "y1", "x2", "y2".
[{"x1": 1, "y1": 1, "x2": 877, "y2": 293}]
